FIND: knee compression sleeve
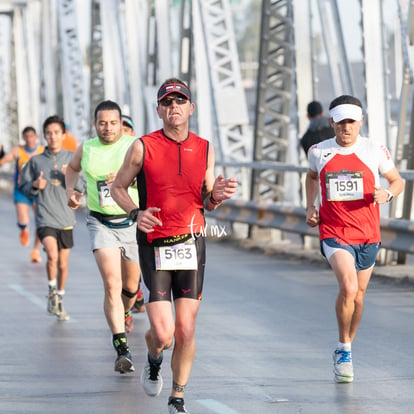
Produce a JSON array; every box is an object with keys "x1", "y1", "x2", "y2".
[{"x1": 122, "y1": 287, "x2": 139, "y2": 298}]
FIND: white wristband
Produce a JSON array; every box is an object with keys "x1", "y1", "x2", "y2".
[{"x1": 384, "y1": 189, "x2": 394, "y2": 203}]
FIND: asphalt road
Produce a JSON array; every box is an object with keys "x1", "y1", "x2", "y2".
[{"x1": 0, "y1": 193, "x2": 414, "y2": 414}]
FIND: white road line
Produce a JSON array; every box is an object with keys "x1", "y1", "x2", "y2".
[
  {"x1": 9, "y1": 283, "x2": 45, "y2": 308},
  {"x1": 8, "y1": 283, "x2": 76, "y2": 322},
  {"x1": 197, "y1": 399, "x2": 240, "y2": 414}
]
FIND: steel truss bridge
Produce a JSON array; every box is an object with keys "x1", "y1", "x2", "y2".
[{"x1": 1, "y1": 0, "x2": 414, "y2": 225}]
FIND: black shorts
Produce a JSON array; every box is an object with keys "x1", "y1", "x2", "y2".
[
  {"x1": 37, "y1": 227, "x2": 74, "y2": 250},
  {"x1": 139, "y1": 236, "x2": 206, "y2": 303}
]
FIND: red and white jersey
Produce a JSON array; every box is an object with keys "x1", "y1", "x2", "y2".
[{"x1": 308, "y1": 136, "x2": 395, "y2": 244}]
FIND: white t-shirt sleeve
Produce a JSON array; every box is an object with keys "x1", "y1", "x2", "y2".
[
  {"x1": 307, "y1": 146, "x2": 318, "y2": 173},
  {"x1": 377, "y1": 143, "x2": 395, "y2": 175}
]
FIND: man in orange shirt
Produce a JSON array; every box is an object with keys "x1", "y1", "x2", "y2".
[{"x1": 0, "y1": 126, "x2": 44, "y2": 262}]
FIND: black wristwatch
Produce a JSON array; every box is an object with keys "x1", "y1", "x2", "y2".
[{"x1": 128, "y1": 208, "x2": 139, "y2": 222}]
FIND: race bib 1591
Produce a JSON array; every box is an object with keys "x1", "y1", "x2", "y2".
[{"x1": 326, "y1": 171, "x2": 364, "y2": 201}]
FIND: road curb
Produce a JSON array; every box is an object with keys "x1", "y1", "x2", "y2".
[{"x1": 220, "y1": 237, "x2": 414, "y2": 287}]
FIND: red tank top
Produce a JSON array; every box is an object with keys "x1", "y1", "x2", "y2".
[{"x1": 139, "y1": 129, "x2": 209, "y2": 243}]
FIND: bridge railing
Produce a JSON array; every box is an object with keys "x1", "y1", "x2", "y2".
[
  {"x1": 2, "y1": 163, "x2": 414, "y2": 254},
  {"x1": 205, "y1": 199, "x2": 414, "y2": 254},
  {"x1": 207, "y1": 162, "x2": 414, "y2": 255}
]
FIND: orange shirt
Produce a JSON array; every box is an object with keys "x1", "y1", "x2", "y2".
[
  {"x1": 16, "y1": 144, "x2": 44, "y2": 184},
  {"x1": 62, "y1": 131, "x2": 78, "y2": 151}
]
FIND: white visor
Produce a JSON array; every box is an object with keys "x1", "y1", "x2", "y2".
[{"x1": 329, "y1": 104, "x2": 362, "y2": 122}]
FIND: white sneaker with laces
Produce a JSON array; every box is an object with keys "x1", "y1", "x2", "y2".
[
  {"x1": 333, "y1": 348, "x2": 354, "y2": 383},
  {"x1": 141, "y1": 360, "x2": 163, "y2": 396},
  {"x1": 47, "y1": 290, "x2": 58, "y2": 315},
  {"x1": 56, "y1": 295, "x2": 70, "y2": 321}
]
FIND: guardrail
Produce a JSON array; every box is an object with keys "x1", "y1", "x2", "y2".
[
  {"x1": 210, "y1": 161, "x2": 414, "y2": 256},
  {"x1": 216, "y1": 160, "x2": 414, "y2": 181},
  {"x1": 2, "y1": 163, "x2": 414, "y2": 254},
  {"x1": 205, "y1": 199, "x2": 414, "y2": 255}
]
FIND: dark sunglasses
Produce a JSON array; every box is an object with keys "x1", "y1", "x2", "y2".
[{"x1": 159, "y1": 96, "x2": 189, "y2": 107}]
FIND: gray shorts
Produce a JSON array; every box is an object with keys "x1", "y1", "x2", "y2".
[{"x1": 86, "y1": 215, "x2": 139, "y2": 263}]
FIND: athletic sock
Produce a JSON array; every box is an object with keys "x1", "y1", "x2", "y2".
[
  {"x1": 148, "y1": 352, "x2": 163, "y2": 366},
  {"x1": 48, "y1": 280, "x2": 57, "y2": 290},
  {"x1": 113, "y1": 333, "x2": 129, "y2": 354},
  {"x1": 338, "y1": 342, "x2": 351, "y2": 351}
]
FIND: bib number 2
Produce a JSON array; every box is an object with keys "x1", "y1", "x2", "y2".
[{"x1": 97, "y1": 180, "x2": 115, "y2": 207}]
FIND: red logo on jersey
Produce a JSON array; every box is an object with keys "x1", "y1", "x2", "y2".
[{"x1": 380, "y1": 145, "x2": 391, "y2": 160}]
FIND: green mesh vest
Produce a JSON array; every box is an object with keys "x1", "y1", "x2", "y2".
[{"x1": 81, "y1": 135, "x2": 139, "y2": 215}]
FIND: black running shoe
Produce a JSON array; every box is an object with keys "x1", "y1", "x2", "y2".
[{"x1": 168, "y1": 397, "x2": 189, "y2": 414}]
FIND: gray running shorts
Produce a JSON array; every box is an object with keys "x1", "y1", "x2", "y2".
[{"x1": 86, "y1": 214, "x2": 139, "y2": 263}]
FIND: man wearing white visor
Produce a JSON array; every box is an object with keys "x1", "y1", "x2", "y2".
[{"x1": 305, "y1": 94, "x2": 404, "y2": 383}]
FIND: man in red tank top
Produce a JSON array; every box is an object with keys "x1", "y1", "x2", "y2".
[{"x1": 111, "y1": 78, "x2": 238, "y2": 414}]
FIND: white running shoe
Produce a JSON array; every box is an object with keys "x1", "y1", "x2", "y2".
[
  {"x1": 47, "y1": 289, "x2": 58, "y2": 315},
  {"x1": 56, "y1": 295, "x2": 70, "y2": 321},
  {"x1": 141, "y1": 360, "x2": 163, "y2": 396},
  {"x1": 333, "y1": 348, "x2": 354, "y2": 383}
]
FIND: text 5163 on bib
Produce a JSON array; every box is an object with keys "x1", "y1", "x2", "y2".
[{"x1": 155, "y1": 241, "x2": 198, "y2": 270}]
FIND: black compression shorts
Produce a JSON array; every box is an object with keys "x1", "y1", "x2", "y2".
[{"x1": 139, "y1": 236, "x2": 206, "y2": 303}]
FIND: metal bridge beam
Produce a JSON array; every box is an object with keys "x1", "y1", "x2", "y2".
[
  {"x1": 40, "y1": 0, "x2": 58, "y2": 125},
  {"x1": 293, "y1": 0, "x2": 313, "y2": 138},
  {"x1": 252, "y1": 0, "x2": 294, "y2": 202},
  {"x1": 317, "y1": 0, "x2": 355, "y2": 97},
  {"x1": 361, "y1": 0, "x2": 390, "y2": 147},
  {"x1": 13, "y1": 6, "x2": 34, "y2": 134},
  {"x1": 89, "y1": 0, "x2": 104, "y2": 131},
  {"x1": 100, "y1": 0, "x2": 129, "y2": 105},
  {"x1": 0, "y1": 15, "x2": 12, "y2": 148},
  {"x1": 193, "y1": 0, "x2": 251, "y2": 199},
  {"x1": 124, "y1": 0, "x2": 148, "y2": 136},
  {"x1": 141, "y1": 1, "x2": 175, "y2": 132},
  {"x1": 57, "y1": 0, "x2": 89, "y2": 141}
]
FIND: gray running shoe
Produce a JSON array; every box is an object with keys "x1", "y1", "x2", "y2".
[
  {"x1": 113, "y1": 336, "x2": 135, "y2": 374},
  {"x1": 114, "y1": 352, "x2": 135, "y2": 374},
  {"x1": 141, "y1": 361, "x2": 163, "y2": 396},
  {"x1": 56, "y1": 295, "x2": 70, "y2": 321},
  {"x1": 168, "y1": 397, "x2": 189, "y2": 414},
  {"x1": 333, "y1": 348, "x2": 354, "y2": 383},
  {"x1": 47, "y1": 289, "x2": 58, "y2": 315}
]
